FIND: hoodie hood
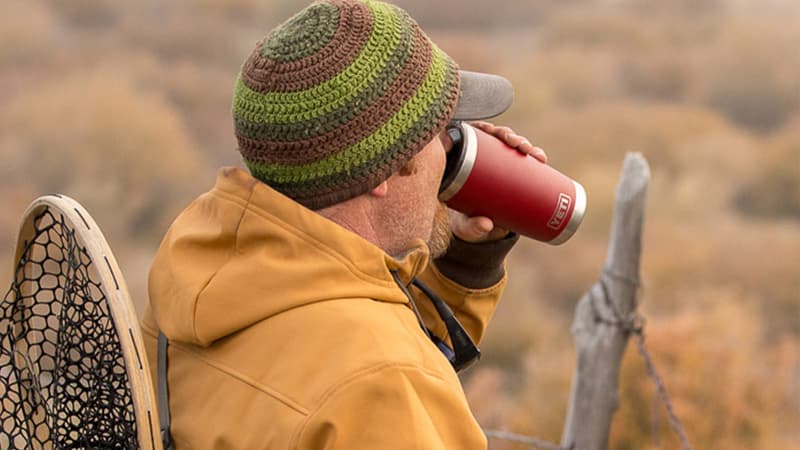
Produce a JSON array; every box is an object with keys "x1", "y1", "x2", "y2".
[{"x1": 148, "y1": 167, "x2": 430, "y2": 347}]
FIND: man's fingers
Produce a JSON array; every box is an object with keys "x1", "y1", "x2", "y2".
[
  {"x1": 531, "y1": 146, "x2": 548, "y2": 163},
  {"x1": 458, "y1": 216, "x2": 493, "y2": 242},
  {"x1": 449, "y1": 212, "x2": 493, "y2": 242},
  {"x1": 468, "y1": 121, "x2": 548, "y2": 162},
  {"x1": 449, "y1": 214, "x2": 511, "y2": 243}
]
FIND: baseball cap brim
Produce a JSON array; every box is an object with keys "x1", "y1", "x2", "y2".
[{"x1": 452, "y1": 70, "x2": 514, "y2": 121}]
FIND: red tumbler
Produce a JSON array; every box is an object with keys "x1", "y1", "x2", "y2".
[{"x1": 439, "y1": 122, "x2": 587, "y2": 245}]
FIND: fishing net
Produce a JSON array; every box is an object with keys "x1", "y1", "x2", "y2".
[{"x1": 0, "y1": 206, "x2": 139, "y2": 449}]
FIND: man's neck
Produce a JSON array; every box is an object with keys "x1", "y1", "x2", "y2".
[{"x1": 316, "y1": 198, "x2": 386, "y2": 253}]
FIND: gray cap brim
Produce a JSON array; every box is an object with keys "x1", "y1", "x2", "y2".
[{"x1": 452, "y1": 70, "x2": 514, "y2": 121}]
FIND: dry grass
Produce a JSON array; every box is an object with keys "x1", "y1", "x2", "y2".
[{"x1": 1, "y1": 1, "x2": 798, "y2": 448}]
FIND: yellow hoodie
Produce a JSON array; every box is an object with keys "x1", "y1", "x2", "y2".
[{"x1": 141, "y1": 167, "x2": 510, "y2": 449}]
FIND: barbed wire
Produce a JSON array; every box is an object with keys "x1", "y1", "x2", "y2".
[
  {"x1": 593, "y1": 275, "x2": 693, "y2": 450},
  {"x1": 483, "y1": 273, "x2": 693, "y2": 450},
  {"x1": 632, "y1": 332, "x2": 693, "y2": 450}
]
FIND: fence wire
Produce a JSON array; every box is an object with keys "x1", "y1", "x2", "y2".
[{"x1": 484, "y1": 275, "x2": 693, "y2": 450}]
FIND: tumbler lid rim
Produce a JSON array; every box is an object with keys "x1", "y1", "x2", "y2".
[
  {"x1": 548, "y1": 180, "x2": 587, "y2": 245},
  {"x1": 439, "y1": 122, "x2": 478, "y2": 201}
]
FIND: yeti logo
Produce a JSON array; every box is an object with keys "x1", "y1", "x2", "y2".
[{"x1": 548, "y1": 193, "x2": 572, "y2": 230}]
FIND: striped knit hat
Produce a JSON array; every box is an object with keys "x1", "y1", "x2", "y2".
[{"x1": 233, "y1": 0, "x2": 512, "y2": 209}]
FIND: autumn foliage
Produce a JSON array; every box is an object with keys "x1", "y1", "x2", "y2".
[{"x1": 0, "y1": 0, "x2": 797, "y2": 448}]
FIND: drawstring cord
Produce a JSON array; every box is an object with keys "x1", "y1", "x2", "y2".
[{"x1": 390, "y1": 270, "x2": 481, "y2": 372}]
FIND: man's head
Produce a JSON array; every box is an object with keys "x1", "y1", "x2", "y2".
[{"x1": 232, "y1": 0, "x2": 512, "y2": 254}]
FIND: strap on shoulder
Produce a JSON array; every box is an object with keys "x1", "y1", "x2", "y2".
[{"x1": 157, "y1": 331, "x2": 175, "y2": 450}]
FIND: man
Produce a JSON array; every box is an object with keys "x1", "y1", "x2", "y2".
[{"x1": 141, "y1": 0, "x2": 545, "y2": 448}]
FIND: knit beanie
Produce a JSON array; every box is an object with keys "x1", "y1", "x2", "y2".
[{"x1": 232, "y1": 0, "x2": 461, "y2": 209}]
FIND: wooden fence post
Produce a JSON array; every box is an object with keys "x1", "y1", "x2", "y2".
[{"x1": 561, "y1": 153, "x2": 650, "y2": 450}]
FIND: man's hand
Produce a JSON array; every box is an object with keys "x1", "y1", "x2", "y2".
[
  {"x1": 449, "y1": 122, "x2": 547, "y2": 243},
  {"x1": 470, "y1": 121, "x2": 547, "y2": 163},
  {"x1": 449, "y1": 211, "x2": 508, "y2": 242}
]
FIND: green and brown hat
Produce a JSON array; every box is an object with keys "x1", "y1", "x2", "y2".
[{"x1": 233, "y1": 0, "x2": 513, "y2": 209}]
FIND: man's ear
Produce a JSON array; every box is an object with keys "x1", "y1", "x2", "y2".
[{"x1": 369, "y1": 180, "x2": 389, "y2": 197}]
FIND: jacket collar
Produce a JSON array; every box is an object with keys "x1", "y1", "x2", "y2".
[{"x1": 215, "y1": 167, "x2": 431, "y2": 287}]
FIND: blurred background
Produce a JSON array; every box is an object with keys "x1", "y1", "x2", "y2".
[{"x1": 0, "y1": 0, "x2": 797, "y2": 448}]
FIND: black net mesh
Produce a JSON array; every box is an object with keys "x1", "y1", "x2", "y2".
[{"x1": 0, "y1": 207, "x2": 139, "y2": 449}]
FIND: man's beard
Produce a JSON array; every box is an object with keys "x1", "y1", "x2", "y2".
[{"x1": 427, "y1": 202, "x2": 452, "y2": 259}]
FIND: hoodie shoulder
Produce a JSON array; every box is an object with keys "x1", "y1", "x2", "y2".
[
  {"x1": 148, "y1": 170, "x2": 257, "y2": 345},
  {"x1": 148, "y1": 168, "x2": 416, "y2": 347}
]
